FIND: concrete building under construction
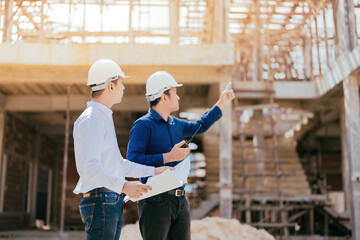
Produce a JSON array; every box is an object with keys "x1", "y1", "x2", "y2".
[{"x1": 0, "y1": 0, "x2": 359, "y2": 239}]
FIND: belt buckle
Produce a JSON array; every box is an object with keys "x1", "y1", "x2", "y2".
[{"x1": 175, "y1": 189, "x2": 182, "y2": 197}]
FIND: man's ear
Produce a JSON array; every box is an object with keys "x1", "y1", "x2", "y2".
[
  {"x1": 108, "y1": 82, "x2": 114, "y2": 91},
  {"x1": 161, "y1": 94, "x2": 167, "y2": 102}
]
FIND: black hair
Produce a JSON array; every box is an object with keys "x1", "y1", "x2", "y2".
[
  {"x1": 150, "y1": 89, "x2": 170, "y2": 108},
  {"x1": 91, "y1": 79, "x2": 118, "y2": 98}
]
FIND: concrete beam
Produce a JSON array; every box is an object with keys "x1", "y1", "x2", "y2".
[
  {"x1": 316, "y1": 45, "x2": 360, "y2": 96},
  {"x1": 4, "y1": 95, "x2": 146, "y2": 112},
  {"x1": 234, "y1": 81, "x2": 319, "y2": 99},
  {"x1": 4, "y1": 94, "x2": 207, "y2": 112},
  {"x1": 0, "y1": 43, "x2": 234, "y2": 66},
  {"x1": 0, "y1": 65, "x2": 232, "y2": 85},
  {"x1": 274, "y1": 81, "x2": 319, "y2": 99}
]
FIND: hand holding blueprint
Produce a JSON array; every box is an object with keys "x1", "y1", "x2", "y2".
[
  {"x1": 172, "y1": 155, "x2": 191, "y2": 185},
  {"x1": 129, "y1": 156, "x2": 191, "y2": 202}
]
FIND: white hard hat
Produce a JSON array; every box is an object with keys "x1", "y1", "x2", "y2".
[
  {"x1": 87, "y1": 59, "x2": 129, "y2": 91},
  {"x1": 145, "y1": 71, "x2": 182, "y2": 102}
]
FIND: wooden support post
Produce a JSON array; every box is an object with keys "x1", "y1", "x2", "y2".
[
  {"x1": 309, "y1": 19, "x2": 314, "y2": 81},
  {"x1": 343, "y1": 75, "x2": 360, "y2": 240},
  {"x1": 0, "y1": 110, "x2": 5, "y2": 211},
  {"x1": 3, "y1": 0, "x2": 13, "y2": 43},
  {"x1": 253, "y1": 0, "x2": 263, "y2": 82},
  {"x1": 239, "y1": 120, "x2": 251, "y2": 223},
  {"x1": 0, "y1": 110, "x2": 4, "y2": 171},
  {"x1": 0, "y1": 0, "x2": 3, "y2": 41},
  {"x1": 60, "y1": 85, "x2": 71, "y2": 235},
  {"x1": 223, "y1": 0, "x2": 230, "y2": 44},
  {"x1": 82, "y1": 0, "x2": 86, "y2": 42},
  {"x1": 219, "y1": 81, "x2": 233, "y2": 218},
  {"x1": 46, "y1": 169, "x2": 52, "y2": 226},
  {"x1": 0, "y1": 154, "x2": 6, "y2": 212},
  {"x1": 215, "y1": 0, "x2": 223, "y2": 43},
  {"x1": 324, "y1": 211, "x2": 329, "y2": 236},
  {"x1": 346, "y1": 0, "x2": 357, "y2": 49},
  {"x1": 214, "y1": 0, "x2": 229, "y2": 44},
  {"x1": 128, "y1": 0, "x2": 134, "y2": 43},
  {"x1": 67, "y1": 0, "x2": 72, "y2": 33},
  {"x1": 309, "y1": 208, "x2": 314, "y2": 235},
  {"x1": 52, "y1": 147, "x2": 60, "y2": 225},
  {"x1": 100, "y1": 0, "x2": 103, "y2": 32},
  {"x1": 29, "y1": 133, "x2": 40, "y2": 224},
  {"x1": 341, "y1": 98, "x2": 351, "y2": 212},
  {"x1": 39, "y1": 0, "x2": 45, "y2": 42},
  {"x1": 315, "y1": 16, "x2": 322, "y2": 75},
  {"x1": 169, "y1": 0, "x2": 179, "y2": 45},
  {"x1": 253, "y1": 118, "x2": 264, "y2": 190},
  {"x1": 304, "y1": 35, "x2": 312, "y2": 81},
  {"x1": 322, "y1": 9, "x2": 330, "y2": 68}
]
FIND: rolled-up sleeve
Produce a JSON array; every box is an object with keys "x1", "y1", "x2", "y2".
[
  {"x1": 181, "y1": 105, "x2": 223, "y2": 137},
  {"x1": 122, "y1": 158, "x2": 155, "y2": 177}
]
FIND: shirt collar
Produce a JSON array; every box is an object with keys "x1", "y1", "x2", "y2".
[
  {"x1": 87, "y1": 101, "x2": 113, "y2": 117},
  {"x1": 149, "y1": 108, "x2": 174, "y2": 124}
]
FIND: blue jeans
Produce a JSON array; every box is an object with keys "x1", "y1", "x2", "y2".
[{"x1": 79, "y1": 191, "x2": 124, "y2": 240}]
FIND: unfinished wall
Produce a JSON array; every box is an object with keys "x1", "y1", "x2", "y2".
[{"x1": 0, "y1": 114, "x2": 57, "y2": 230}]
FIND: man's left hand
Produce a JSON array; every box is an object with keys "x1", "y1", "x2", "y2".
[{"x1": 216, "y1": 82, "x2": 235, "y2": 109}]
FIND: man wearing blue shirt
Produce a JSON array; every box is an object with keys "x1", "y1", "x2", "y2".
[{"x1": 127, "y1": 71, "x2": 235, "y2": 240}]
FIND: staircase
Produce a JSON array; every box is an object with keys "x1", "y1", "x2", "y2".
[{"x1": 202, "y1": 134, "x2": 311, "y2": 197}]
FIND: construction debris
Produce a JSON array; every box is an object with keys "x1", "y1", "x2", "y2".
[{"x1": 120, "y1": 217, "x2": 275, "y2": 240}]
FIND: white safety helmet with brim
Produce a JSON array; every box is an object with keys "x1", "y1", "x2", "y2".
[
  {"x1": 145, "y1": 71, "x2": 182, "y2": 102},
  {"x1": 87, "y1": 59, "x2": 129, "y2": 91}
]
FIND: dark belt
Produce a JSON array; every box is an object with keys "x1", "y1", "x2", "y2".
[
  {"x1": 82, "y1": 187, "x2": 126, "y2": 198},
  {"x1": 167, "y1": 189, "x2": 185, "y2": 197}
]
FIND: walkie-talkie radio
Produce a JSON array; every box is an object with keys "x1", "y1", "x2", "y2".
[{"x1": 181, "y1": 124, "x2": 202, "y2": 148}]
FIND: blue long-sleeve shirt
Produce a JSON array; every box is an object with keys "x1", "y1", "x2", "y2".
[{"x1": 127, "y1": 105, "x2": 222, "y2": 184}]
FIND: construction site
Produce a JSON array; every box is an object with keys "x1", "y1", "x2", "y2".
[{"x1": 0, "y1": 0, "x2": 359, "y2": 239}]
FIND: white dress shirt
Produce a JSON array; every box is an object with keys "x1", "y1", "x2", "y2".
[{"x1": 73, "y1": 101, "x2": 155, "y2": 194}]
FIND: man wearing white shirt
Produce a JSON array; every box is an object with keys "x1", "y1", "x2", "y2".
[{"x1": 73, "y1": 59, "x2": 170, "y2": 240}]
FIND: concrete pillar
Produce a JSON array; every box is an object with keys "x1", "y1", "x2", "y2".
[
  {"x1": 304, "y1": 35, "x2": 312, "y2": 80},
  {"x1": 253, "y1": 0, "x2": 263, "y2": 82},
  {"x1": 333, "y1": 0, "x2": 357, "y2": 57},
  {"x1": 340, "y1": 98, "x2": 351, "y2": 212},
  {"x1": 214, "y1": 0, "x2": 229, "y2": 43},
  {"x1": 343, "y1": 75, "x2": 360, "y2": 240},
  {"x1": 214, "y1": 0, "x2": 223, "y2": 43},
  {"x1": 0, "y1": 110, "x2": 4, "y2": 169},
  {"x1": 29, "y1": 133, "x2": 40, "y2": 224},
  {"x1": 0, "y1": 111, "x2": 5, "y2": 211},
  {"x1": 3, "y1": 0, "x2": 14, "y2": 43},
  {"x1": 253, "y1": 118, "x2": 264, "y2": 190},
  {"x1": 219, "y1": 82, "x2": 232, "y2": 218},
  {"x1": 128, "y1": 0, "x2": 134, "y2": 43},
  {"x1": 169, "y1": 0, "x2": 179, "y2": 45}
]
